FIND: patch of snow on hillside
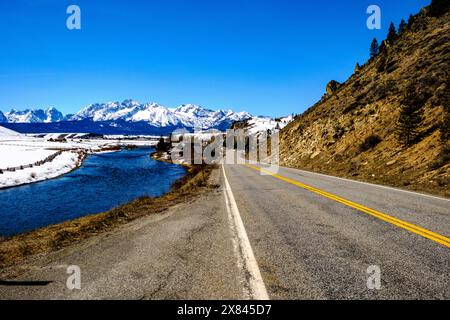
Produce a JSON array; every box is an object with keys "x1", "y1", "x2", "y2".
[
  {"x1": 246, "y1": 115, "x2": 294, "y2": 135},
  {"x1": 0, "y1": 125, "x2": 21, "y2": 137}
]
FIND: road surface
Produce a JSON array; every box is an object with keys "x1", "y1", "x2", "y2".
[{"x1": 0, "y1": 164, "x2": 449, "y2": 299}]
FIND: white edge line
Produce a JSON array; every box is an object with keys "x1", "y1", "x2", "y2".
[
  {"x1": 280, "y1": 166, "x2": 450, "y2": 203},
  {"x1": 222, "y1": 164, "x2": 270, "y2": 300}
]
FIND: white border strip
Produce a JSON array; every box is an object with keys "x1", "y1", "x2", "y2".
[{"x1": 222, "y1": 165, "x2": 269, "y2": 300}]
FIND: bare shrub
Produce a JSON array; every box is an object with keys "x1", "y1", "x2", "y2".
[
  {"x1": 430, "y1": 145, "x2": 450, "y2": 170},
  {"x1": 359, "y1": 135, "x2": 382, "y2": 152}
]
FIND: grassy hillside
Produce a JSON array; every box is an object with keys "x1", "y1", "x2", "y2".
[{"x1": 279, "y1": 5, "x2": 450, "y2": 197}]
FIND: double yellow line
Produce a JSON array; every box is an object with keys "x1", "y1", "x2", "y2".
[{"x1": 245, "y1": 164, "x2": 450, "y2": 248}]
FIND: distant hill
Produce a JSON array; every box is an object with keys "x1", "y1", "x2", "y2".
[
  {"x1": 0, "y1": 111, "x2": 7, "y2": 123},
  {"x1": 279, "y1": 4, "x2": 450, "y2": 196},
  {"x1": 0, "y1": 125, "x2": 20, "y2": 137}
]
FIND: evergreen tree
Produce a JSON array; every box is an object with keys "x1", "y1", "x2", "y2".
[
  {"x1": 156, "y1": 136, "x2": 170, "y2": 152},
  {"x1": 407, "y1": 14, "x2": 415, "y2": 30},
  {"x1": 398, "y1": 19, "x2": 407, "y2": 34},
  {"x1": 387, "y1": 22, "x2": 397, "y2": 44},
  {"x1": 396, "y1": 91, "x2": 424, "y2": 146},
  {"x1": 370, "y1": 38, "x2": 379, "y2": 58},
  {"x1": 440, "y1": 80, "x2": 450, "y2": 143},
  {"x1": 429, "y1": 0, "x2": 450, "y2": 17},
  {"x1": 441, "y1": 105, "x2": 450, "y2": 143}
]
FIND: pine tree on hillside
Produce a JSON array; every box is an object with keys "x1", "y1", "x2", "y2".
[
  {"x1": 429, "y1": 0, "x2": 450, "y2": 17},
  {"x1": 387, "y1": 22, "x2": 397, "y2": 44},
  {"x1": 396, "y1": 92, "x2": 425, "y2": 147},
  {"x1": 370, "y1": 38, "x2": 379, "y2": 58},
  {"x1": 441, "y1": 104, "x2": 450, "y2": 143},
  {"x1": 275, "y1": 122, "x2": 281, "y2": 130},
  {"x1": 398, "y1": 19, "x2": 407, "y2": 34},
  {"x1": 407, "y1": 14, "x2": 415, "y2": 30},
  {"x1": 442, "y1": 80, "x2": 450, "y2": 141}
]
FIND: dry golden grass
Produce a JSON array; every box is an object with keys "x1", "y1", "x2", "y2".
[{"x1": 278, "y1": 9, "x2": 450, "y2": 197}]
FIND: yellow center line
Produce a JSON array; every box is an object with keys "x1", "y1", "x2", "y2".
[{"x1": 244, "y1": 164, "x2": 450, "y2": 248}]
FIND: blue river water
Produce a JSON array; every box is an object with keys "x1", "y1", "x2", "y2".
[{"x1": 0, "y1": 147, "x2": 186, "y2": 237}]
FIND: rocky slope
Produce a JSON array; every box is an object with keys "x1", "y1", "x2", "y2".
[{"x1": 279, "y1": 5, "x2": 450, "y2": 197}]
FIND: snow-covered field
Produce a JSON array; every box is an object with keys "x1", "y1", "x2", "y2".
[
  {"x1": 0, "y1": 151, "x2": 80, "y2": 188},
  {"x1": 0, "y1": 126, "x2": 158, "y2": 189},
  {"x1": 0, "y1": 145, "x2": 55, "y2": 168}
]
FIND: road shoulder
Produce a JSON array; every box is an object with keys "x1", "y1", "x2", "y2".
[{"x1": 0, "y1": 167, "x2": 244, "y2": 299}]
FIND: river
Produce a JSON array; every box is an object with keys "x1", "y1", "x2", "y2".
[{"x1": 0, "y1": 147, "x2": 186, "y2": 237}]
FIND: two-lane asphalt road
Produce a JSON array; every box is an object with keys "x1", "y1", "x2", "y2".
[
  {"x1": 222, "y1": 164, "x2": 450, "y2": 299},
  {"x1": 0, "y1": 164, "x2": 448, "y2": 299}
]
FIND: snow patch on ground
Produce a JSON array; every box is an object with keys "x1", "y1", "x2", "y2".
[
  {"x1": 0, "y1": 146, "x2": 55, "y2": 168},
  {"x1": 246, "y1": 115, "x2": 294, "y2": 135},
  {"x1": 0, "y1": 151, "x2": 80, "y2": 189}
]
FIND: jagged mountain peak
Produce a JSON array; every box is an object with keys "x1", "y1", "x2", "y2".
[
  {"x1": 5, "y1": 107, "x2": 64, "y2": 123},
  {"x1": 69, "y1": 100, "x2": 251, "y2": 129}
]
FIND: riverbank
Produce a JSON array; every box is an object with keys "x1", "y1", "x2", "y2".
[
  {"x1": 0, "y1": 146, "x2": 127, "y2": 190},
  {"x1": 0, "y1": 132, "x2": 157, "y2": 189},
  {"x1": 150, "y1": 150, "x2": 173, "y2": 164},
  {"x1": 0, "y1": 150, "x2": 86, "y2": 189},
  {"x1": 0, "y1": 163, "x2": 213, "y2": 269}
]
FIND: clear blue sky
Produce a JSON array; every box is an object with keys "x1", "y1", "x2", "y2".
[{"x1": 0, "y1": 0, "x2": 430, "y2": 117}]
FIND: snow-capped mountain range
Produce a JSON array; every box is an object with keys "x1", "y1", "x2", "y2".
[
  {"x1": 0, "y1": 99, "x2": 295, "y2": 135},
  {"x1": 2, "y1": 107, "x2": 64, "y2": 123},
  {"x1": 69, "y1": 99, "x2": 251, "y2": 129},
  {"x1": 0, "y1": 100, "x2": 254, "y2": 134}
]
